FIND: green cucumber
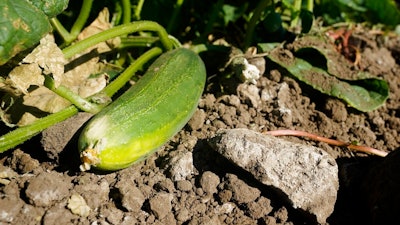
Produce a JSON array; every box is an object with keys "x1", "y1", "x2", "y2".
[{"x1": 78, "y1": 48, "x2": 206, "y2": 171}]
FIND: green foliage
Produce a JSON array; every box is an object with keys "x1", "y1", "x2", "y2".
[
  {"x1": 27, "y1": 0, "x2": 69, "y2": 18},
  {"x1": 315, "y1": 0, "x2": 400, "y2": 26},
  {"x1": 259, "y1": 34, "x2": 389, "y2": 112},
  {"x1": 0, "y1": 0, "x2": 52, "y2": 65}
]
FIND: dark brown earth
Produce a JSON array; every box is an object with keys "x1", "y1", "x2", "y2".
[{"x1": 1, "y1": 27, "x2": 399, "y2": 225}]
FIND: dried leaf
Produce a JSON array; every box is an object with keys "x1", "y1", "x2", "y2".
[
  {"x1": 1, "y1": 29, "x2": 109, "y2": 126},
  {"x1": 23, "y1": 34, "x2": 66, "y2": 87},
  {"x1": 8, "y1": 64, "x2": 44, "y2": 94}
]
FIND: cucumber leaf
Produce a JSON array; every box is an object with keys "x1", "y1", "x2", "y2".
[
  {"x1": 259, "y1": 45, "x2": 389, "y2": 112},
  {"x1": 0, "y1": 0, "x2": 52, "y2": 65},
  {"x1": 27, "y1": 0, "x2": 69, "y2": 18},
  {"x1": 364, "y1": 0, "x2": 400, "y2": 26},
  {"x1": 268, "y1": 48, "x2": 388, "y2": 111}
]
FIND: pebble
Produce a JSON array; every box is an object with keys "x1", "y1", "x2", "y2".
[
  {"x1": 167, "y1": 151, "x2": 196, "y2": 181},
  {"x1": 25, "y1": 171, "x2": 72, "y2": 207},
  {"x1": 199, "y1": 171, "x2": 220, "y2": 195},
  {"x1": 149, "y1": 193, "x2": 173, "y2": 219},
  {"x1": 176, "y1": 180, "x2": 193, "y2": 192},
  {"x1": 208, "y1": 128, "x2": 339, "y2": 224},
  {"x1": 114, "y1": 178, "x2": 145, "y2": 212}
]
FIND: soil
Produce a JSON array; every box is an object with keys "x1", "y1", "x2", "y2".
[{"x1": 1, "y1": 27, "x2": 400, "y2": 225}]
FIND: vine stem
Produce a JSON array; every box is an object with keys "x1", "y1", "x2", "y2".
[
  {"x1": 104, "y1": 46, "x2": 163, "y2": 97},
  {"x1": 244, "y1": 0, "x2": 272, "y2": 49},
  {"x1": 50, "y1": 0, "x2": 94, "y2": 45},
  {"x1": 263, "y1": 129, "x2": 388, "y2": 157},
  {"x1": 44, "y1": 76, "x2": 104, "y2": 114},
  {"x1": 62, "y1": 21, "x2": 173, "y2": 59},
  {"x1": 0, "y1": 106, "x2": 78, "y2": 153}
]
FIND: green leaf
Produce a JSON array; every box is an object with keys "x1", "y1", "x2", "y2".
[
  {"x1": 261, "y1": 47, "x2": 389, "y2": 112},
  {"x1": 0, "y1": 0, "x2": 52, "y2": 65},
  {"x1": 27, "y1": 0, "x2": 69, "y2": 18},
  {"x1": 365, "y1": 0, "x2": 400, "y2": 26},
  {"x1": 222, "y1": 4, "x2": 247, "y2": 25}
]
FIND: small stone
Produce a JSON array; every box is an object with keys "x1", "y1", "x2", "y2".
[
  {"x1": 176, "y1": 180, "x2": 193, "y2": 192},
  {"x1": 176, "y1": 208, "x2": 190, "y2": 222},
  {"x1": 218, "y1": 189, "x2": 232, "y2": 203},
  {"x1": 199, "y1": 171, "x2": 220, "y2": 195},
  {"x1": 208, "y1": 128, "x2": 339, "y2": 224},
  {"x1": 237, "y1": 84, "x2": 260, "y2": 108},
  {"x1": 67, "y1": 194, "x2": 91, "y2": 217},
  {"x1": 167, "y1": 151, "x2": 196, "y2": 181},
  {"x1": 223, "y1": 173, "x2": 260, "y2": 204},
  {"x1": 0, "y1": 196, "x2": 24, "y2": 223},
  {"x1": 42, "y1": 202, "x2": 77, "y2": 225},
  {"x1": 100, "y1": 203, "x2": 124, "y2": 224},
  {"x1": 245, "y1": 197, "x2": 273, "y2": 219},
  {"x1": 149, "y1": 193, "x2": 173, "y2": 219},
  {"x1": 188, "y1": 109, "x2": 206, "y2": 131},
  {"x1": 73, "y1": 176, "x2": 110, "y2": 210},
  {"x1": 7, "y1": 149, "x2": 40, "y2": 173},
  {"x1": 25, "y1": 171, "x2": 72, "y2": 207},
  {"x1": 118, "y1": 185, "x2": 145, "y2": 212}
]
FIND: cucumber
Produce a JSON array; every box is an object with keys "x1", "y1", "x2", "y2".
[{"x1": 78, "y1": 48, "x2": 206, "y2": 171}]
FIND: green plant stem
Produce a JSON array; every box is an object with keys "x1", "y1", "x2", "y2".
[
  {"x1": 133, "y1": 0, "x2": 145, "y2": 20},
  {"x1": 62, "y1": 21, "x2": 173, "y2": 59},
  {"x1": 0, "y1": 106, "x2": 78, "y2": 153},
  {"x1": 290, "y1": 0, "x2": 302, "y2": 28},
  {"x1": 121, "y1": 0, "x2": 132, "y2": 24},
  {"x1": 305, "y1": 0, "x2": 313, "y2": 12},
  {"x1": 50, "y1": 18, "x2": 74, "y2": 43},
  {"x1": 264, "y1": 129, "x2": 388, "y2": 157},
  {"x1": 244, "y1": 0, "x2": 272, "y2": 49},
  {"x1": 44, "y1": 76, "x2": 104, "y2": 113},
  {"x1": 70, "y1": 0, "x2": 94, "y2": 39},
  {"x1": 50, "y1": 0, "x2": 94, "y2": 45},
  {"x1": 167, "y1": 0, "x2": 185, "y2": 33},
  {"x1": 119, "y1": 36, "x2": 160, "y2": 48},
  {"x1": 104, "y1": 46, "x2": 163, "y2": 97}
]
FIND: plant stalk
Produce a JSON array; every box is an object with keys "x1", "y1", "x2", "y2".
[
  {"x1": 44, "y1": 76, "x2": 104, "y2": 114},
  {"x1": 62, "y1": 21, "x2": 173, "y2": 59},
  {"x1": 0, "y1": 106, "x2": 78, "y2": 153},
  {"x1": 264, "y1": 129, "x2": 388, "y2": 157},
  {"x1": 244, "y1": 0, "x2": 272, "y2": 49}
]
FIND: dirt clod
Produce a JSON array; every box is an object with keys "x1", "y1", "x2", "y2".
[
  {"x1": 199, "y1": 171, "x2": 220, "y2": 195},
  {"x1": 25, "y1": 171, "x2": 72, "y2": 207},
  {"x1": 149, "y1": 192, "x2": 173, "y2": 219}
]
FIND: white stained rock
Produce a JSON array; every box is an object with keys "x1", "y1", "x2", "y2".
[
  {"x1": 67, "y1": 194, "x2": 91, "y2": 217},
  {"x1": 208, "y1": 128, "x2": 339, "y2": 224}
]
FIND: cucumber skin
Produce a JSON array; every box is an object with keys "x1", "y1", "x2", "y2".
[{"x1": 78, "y1": 48, "x2": 206, "y2": 171}]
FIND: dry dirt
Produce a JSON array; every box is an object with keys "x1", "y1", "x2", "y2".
[{"x1": 1, "y1": 28, "x2": 400, "y2": 225}]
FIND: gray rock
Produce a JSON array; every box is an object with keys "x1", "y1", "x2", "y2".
[
  {"x1": 25, "y1": 171, "x2": 72, "y2": 207},
  {"x1": 208, "y1": 128, "x2": 339, "y2": 224},
  {"x1": 167, "y1": 151, "x2": 197, "y2": 181}
]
